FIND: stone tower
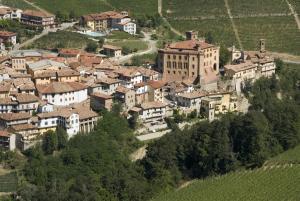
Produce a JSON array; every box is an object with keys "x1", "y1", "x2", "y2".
[
  {"x1": 260, "y1": 39, "x2": 266, "y2": 53},
  {"x1": 186, "y1": 31, "x2": 198, "y2": 40}
]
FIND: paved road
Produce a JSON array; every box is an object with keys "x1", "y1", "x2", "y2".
[
  {"x1": 112, "y1": 31, "x2": 158, "y2": 64},
  {"x1": 13, "y1": 22, "x2": 77, "y2": 50}
]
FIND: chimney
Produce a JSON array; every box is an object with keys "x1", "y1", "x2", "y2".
[
  {"x1": 186, "y1": 31, "x2": 198, "y2": 40},
  {"x1": 260, "y1": 39, "x2": 266, "y2": 53}
]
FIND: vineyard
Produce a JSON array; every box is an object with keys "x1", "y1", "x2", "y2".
[
  {"x1": 154, "y1": 143, "x2": 300, "y2": 201},
  {"x1": 0, "y1": 172, "x2": 18, "y2": 193},
  {"x1": 162, "y1": 0, "x2": 300, "y2": 55},
  {"x1": 153, "y1": 165, "x2": 300, "y2": 201}
]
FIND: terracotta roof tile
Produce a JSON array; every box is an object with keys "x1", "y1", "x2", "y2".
[{"x1": 36, "y1": 82, "x2": 87, "y2": 94}]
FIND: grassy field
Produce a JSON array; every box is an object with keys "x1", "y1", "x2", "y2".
[
  {"x1": 1, "y1": 0, "x2": 35, "y2": 10},
  {"x1": 0, "y1": 172, "x2": 17, "y2": 193},
  {"x1": 153, "y1": 165, "x2": 300, "y2": 201},
  {"x1": 228, "y1": 0, "x2": 289, "y2": 16},
  {"x1": 25, "y1": 30, "x2": 95, "y2": 49},
  {"x1": 106, "y1": 31, "x2": 137, "y2": 40},
  {"x1": 268, "y1": 145, "x2": 300, "y2": 164},
  {"x1": 107, "y1": 40, "x2": 148, "y2": 52},
  {"x1": 235, "y1": 16, "x2": 300, "y2": 54},
  {"x1": 168, "y1": 18, "x2": 238, "y2": 47}
]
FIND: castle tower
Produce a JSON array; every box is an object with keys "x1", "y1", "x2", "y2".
[
  {"x1": 260, "y1": 39, "x2": 266, "y2": 53},
  {"x1": 186, "y1": 31, "x2": 198, "y2": 40}
]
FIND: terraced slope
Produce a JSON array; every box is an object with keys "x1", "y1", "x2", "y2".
[
  {"x1": 0, "y1": 172, "x2": 18, "y2": 193},
  {"x1": 27, "y1": 0, "x2": 157, "y2": 17},
  {"x1": 162, "y1": 0, "x2": 300, "y2": 55},
  {"x1": 153, "y1": 165, "x2": 300, "y2": 201}
]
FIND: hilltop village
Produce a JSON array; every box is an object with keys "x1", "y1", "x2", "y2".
[{"x1": 0, "y1": 6, "x2": 276, "y2": 151}]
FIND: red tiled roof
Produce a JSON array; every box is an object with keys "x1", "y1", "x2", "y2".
[
  {"x1": 36, "y1": 82, "x2": 87, "y2": 94},
  {"x1": 147, "y1": 80, "x2": 166, "y2": 89},
  {"x1": 0, "y1": 31, "x2": 16, "y2": 37},
  {"x1": 168, "y1": 40, "x2": 214, "y2": 50},
  {"x1": 23, "y1": 9, "x2": 54, "y2": 18},
  {"x1": 0, "y1": 130, "x2": 10, "y2": 137}
]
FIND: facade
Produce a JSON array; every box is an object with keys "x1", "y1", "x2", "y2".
[
  {"x1": 115, "y1": 86, "x2": 136, "y2": 111},
  {"x1": 88, "y1": 78, "x2": 121, "y2": 95},
  {"x1": 11, "y1": 56, "x2": 26, "y2": 73},
  {"x1": 36, "y1": 82, "x2": 88, "y2": 106},
  {"x1": 0, "y1": 31, "x2": 17, "y2": 47},
  {"x1": 176, "y1": 91, "x2": 206, "y2": 114},
  {"x1": 139, "y1": 101, "x2": 167, "y2": 124},
  {"x1": 0, "y1": 130, "x2": 16, "y2": 151},
  {"x1": 0, "y1": 112, "x2": 31, "y2": 129},
  {"x1": 35, "y1": 110, "x2": 80, "y2": 137},
  {"x1": 80, "y1": 11, "x2": 124, "y2": 31},
  {"x1": 158, "y1": 31, "x2": 219, "y2": 87},
  {"x1": 27, "y1": 60, "x2": 68, "y2": 76},
  {"x1": 134, "y1": 82, "x2": 149, "y2": 105},
  {"x1": 9, "y1": 124, "x2": 39, "y2": 150},
  {"x1": 0, "y1": 94, "x2": 39, "y2": 114},
  {"x1": 90, "y1": 92, "x2": 113, "y2": 111},
  {"x1": 147, "y1": 80, "x2": 165, "y2": 103},
  {"x1": 103, "y1": 45, "x2": 122, "y2": 57},
  {"x1": 21, "y1": 10, "x2": 55, "y2": 28},
  {"x1": 114, "y1": 68, "x2": 143, "y2": 88},
  {"x1": 116, "y1": 21, "x2": 136, "y2": 35},
  {"x1": 0, "y1": 7, "x2": 23, "y2": 21},
  {"x1": 33, "y1": 69, "x2": 80, "y2": 85}
]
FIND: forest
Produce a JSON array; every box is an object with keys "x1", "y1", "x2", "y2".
[{"x1": 3, "y1": 62, "x2": 300, "y2": 201}]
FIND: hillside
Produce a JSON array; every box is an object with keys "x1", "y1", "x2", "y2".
[
  {"x1": 163, "y1": 0, "x2": 300, "y2": 55},
  {"x1": 26, "y1": 0, "x2": 157, "y2": 17},
  {"x1": 153, "y1": 143, "x2": 300, "y2": 201}
]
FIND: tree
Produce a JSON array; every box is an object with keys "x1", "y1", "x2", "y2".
[
  {"x1": 122, "y1": 46, "x2": 131, "y2": 55},
  {"x1": 98, "y1": 37, "x2": 104, "y2": 48},
  {"x1": 205, "y1": 31, "x2": 214, "y2": 44},
  {"x1": 85, "y1": 41, "x2": 98, "y2": 52},
  {"x1": 219, "y1": 45, "x2": 231, "y2": 68},
  {"x1": 69, "y1": 10, "x2": 77, "y2": 21},
  {"x1": 275, "y1": 58, "x2": 284, "y2": 73},
  {"x1": 57, "y1": 126, "x2": 68, "y2": 150},
  {"x1": 42, "y1": 130, "x2": 58, "y2": 155}
]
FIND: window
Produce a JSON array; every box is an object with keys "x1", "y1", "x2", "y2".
[
  {"x1": 167, "y1": 55, "x2": 170, "y2": 59},
  {"x1": 192, "y1": 64, "x2": 195, "y2": 69},
  {"x1": 173, "y1": 62, "x2": 177, "y2": 68},
  {"x1": 192, "y1": 57, "x2": 195, "y2": 61},
  {"x1": 179, "y1": 56, "x2": 182, "y2": 60},
  {"x1": 173, "y1": 55, "x2": 176, "y2": 59}
]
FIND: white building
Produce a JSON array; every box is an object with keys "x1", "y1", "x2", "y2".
[
  {"x1": 0, "y1": 6, "x2": 23, "y2": 20},
  {"x1": 36, "y1": 82, "x2": 88, "y2": 106},
  {"x1": 36, "y1": 109, "x2": 80, "y2": 138},
  {"x1": 139, "y1": 101, "x2": 167, "y2": 124},
  {"x1": 116, "y1": 21, "x2": 136, "y2": 35},
  {"x1": 88, "y1": 78, "x2": 121, "y2": 95},
  {"x1": 114, "y1": 68, "x2": 143, "y2": 89},
  {"x1": 176, "y1": 91, "x2": 206, "y2": 114},
  {"x1": 0, "y1": 94, "x2": 40, "y2": 114}
]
